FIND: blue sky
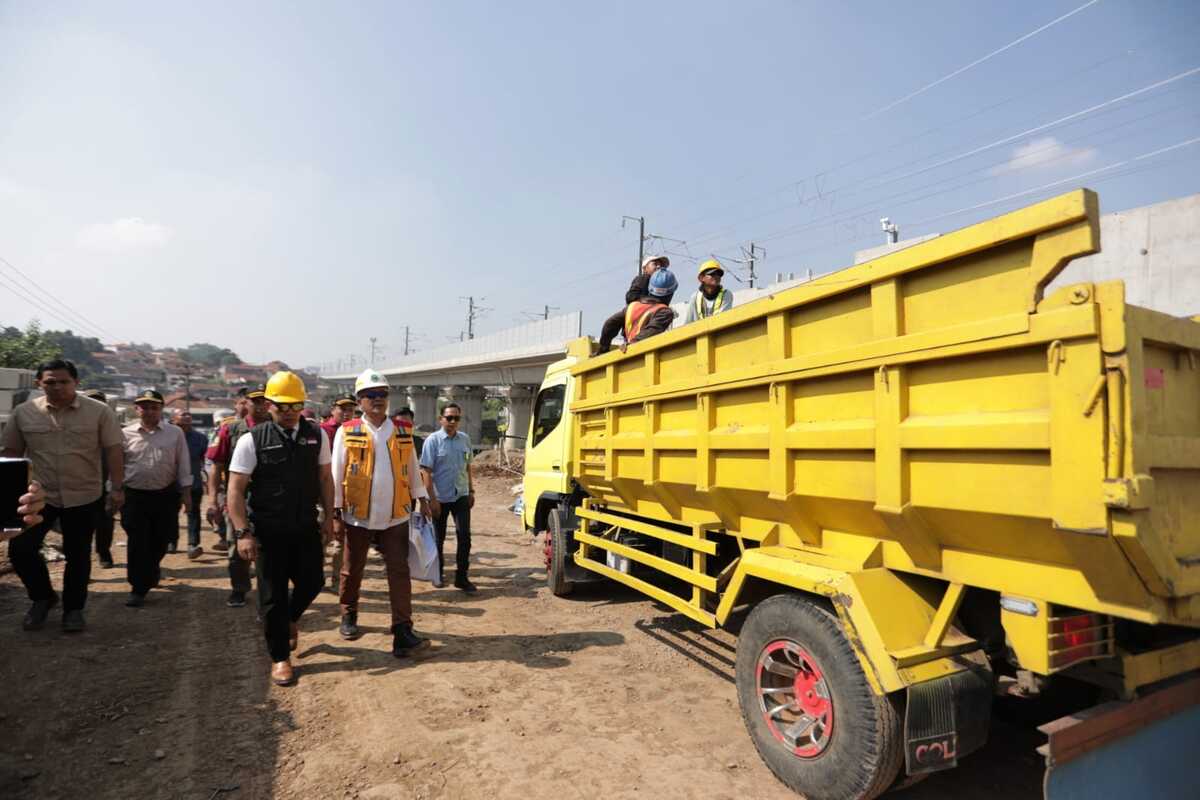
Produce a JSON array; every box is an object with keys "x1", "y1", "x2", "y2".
[{"x1": 1, "y1": 0, "x2": 1198, "y2": 369}]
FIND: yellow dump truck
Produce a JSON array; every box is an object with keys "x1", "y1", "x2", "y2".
[{"x1": 523, "y1": 189, "x2": 1200, "y2": 799}]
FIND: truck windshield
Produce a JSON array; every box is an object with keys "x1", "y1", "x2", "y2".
[{"x1": 531, "y1": 384, "x2": 566, "y2": 447}]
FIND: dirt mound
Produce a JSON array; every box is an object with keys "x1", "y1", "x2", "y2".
[{"x1": 472, "y1": 448, "x2": 524, "y2": 476}]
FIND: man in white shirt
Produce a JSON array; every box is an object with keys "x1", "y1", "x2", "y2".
[
  {"x1": 226, "y1": 371, "x2": 334, "y2": 687},
  {"x1": 331, "y1": 369, "x2": 431, "y2": 657}
]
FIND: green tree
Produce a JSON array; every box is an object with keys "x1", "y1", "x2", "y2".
[
  {"x1": 0, "y1": 321, "x2": 62, "y2": 371},
  {"x1": 179, "y1": 342, "x2": 242, "y2": 367}
]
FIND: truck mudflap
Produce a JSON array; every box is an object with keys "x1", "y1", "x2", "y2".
[
  {"x1": 1040, "y1": 675, "x2": 1200, "y2": 800},
  {"x1": 904, "y1": 664, "x2": 992, "y2": 775}
]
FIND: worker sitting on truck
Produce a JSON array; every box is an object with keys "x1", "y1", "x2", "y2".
[
  {"x1": 599, "y1": 268, "x2": 678, "y2": 352},
  {"x1": 625, "y1": 255, "x2": 670, "y2": 304},
  {"x1": 684, "y1": 259, "x2": 733, "y2": 323}
]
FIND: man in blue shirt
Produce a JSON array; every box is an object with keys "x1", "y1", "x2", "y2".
[
  {"x1": 419, "y1": 403, "x2": 476, "y2": 592},
  {"x1": 173, "y1": 410, "x2": 210, "y2": 559}
]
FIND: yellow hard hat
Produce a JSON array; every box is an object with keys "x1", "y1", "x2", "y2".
[
  {"x1": 265, "y1": 371, "x2": 307, "y2": 404},
  {"x1": 698, "y1": 258, "x2": 724, "y2": 277}
]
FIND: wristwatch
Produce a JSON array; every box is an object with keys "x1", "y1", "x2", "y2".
[{"x1": 233, "y1": 527, "x2": 252, "y2": 540}]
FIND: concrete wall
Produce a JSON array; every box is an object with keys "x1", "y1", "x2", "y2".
[{"x1": 1048, "y1": 194, "x2": 1200, "y2": 317}]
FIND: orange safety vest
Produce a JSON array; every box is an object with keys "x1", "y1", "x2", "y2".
[
  {"x1": 623, "y1": 300, "x2": 661, "y2": 342},
  {"x1": 340, "y1": 418, "x2": 414, "y2": 521}
]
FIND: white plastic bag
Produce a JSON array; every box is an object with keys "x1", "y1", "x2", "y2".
[{"x1": 408, "y1": 514, "x2": 440, "y2": 582}]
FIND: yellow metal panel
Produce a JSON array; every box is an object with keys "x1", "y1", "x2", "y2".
[
  {"x1": 573, "y1": 529, "x2": 718, "y2": 592},
  {"x1": 575, "y1": 505, "x2": 718, "y2": 555},
  {"x1": 574, "y1": 554, "x2": 717, "y2": 627},
  {"x1": 924, "y1": 582, "x2": 967, "y2": 649},
  {"x1": 1121, "y1": 638, "x2": 1200, "y2": 694},
  {"x1": 1002, "y1": 599, "x2": 1052, "y2": 674}
]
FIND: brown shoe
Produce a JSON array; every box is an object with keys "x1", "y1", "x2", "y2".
[
  {"x1": 271, "y1": 660, "x2": 295, "y2": 686},
  {"x1": 289, "y1": 622, "x2": 299, "y2": 652}
]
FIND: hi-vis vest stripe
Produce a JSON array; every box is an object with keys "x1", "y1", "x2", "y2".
[
  {"x1": 624, "y1": 301, "x2": 659, "y2": 341},
  {"x1": 340, "y1": 420, "x2": 413, "y2": 520},
  {"x1": 693, "y1": 287, "x2": 727, "y2": 319}
]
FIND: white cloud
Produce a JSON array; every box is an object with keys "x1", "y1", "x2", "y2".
[
  {"x1": 77, "y1": 217, "x2": 173, "y2": 252},
  {"x1": 989, "y1": 136, "x2": 1098, "y2": 176}
]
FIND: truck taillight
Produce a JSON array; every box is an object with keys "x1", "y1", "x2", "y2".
[{"x1": 1048, "y1": 612, "x2": 1114, "y2": 670}]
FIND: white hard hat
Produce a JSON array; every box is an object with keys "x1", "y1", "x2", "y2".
[
  {"x1": 641, "y1": 254, "x2": 670, "y2": 270},
  {"x1": 354, "y1": 369, "x2": 389, "y2": 396}
]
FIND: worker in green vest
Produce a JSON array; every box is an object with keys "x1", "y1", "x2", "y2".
[{"x1": 685, "y1": 259, "x2": 733, "y2": 323}]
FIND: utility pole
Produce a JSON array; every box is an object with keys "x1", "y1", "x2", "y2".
[
  {"x1": 747, "y1": 243, "x2": 763, "y2": 289},
  {"x1": 183, "y1": 362, "x2": 192, "y2": 413},
  {"x1": 543, "y1": 304, "x2": 557, "y2": 320},
  {"x1": 460, "y1": 296, "x2": 491, "y2": 340},
  {"x1": 622, "y1": 215, "x2": 646, "y2": 276},
  {"x1": 369, "y1": 337, "x2": 378, "y2": 367},
  {"x1": 403, "y1": 325, "x2": 411, "y2": 356}
]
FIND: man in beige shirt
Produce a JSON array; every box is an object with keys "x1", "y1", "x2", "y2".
[
  {"x1": 121, "y1": 389, "x2": 192, "y2": 607},
  {"x1": 1, "y1": 359, "x2": 125, "y2": 633}
]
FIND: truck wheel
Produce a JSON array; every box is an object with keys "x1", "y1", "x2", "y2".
[
  {"x1": 545, "y1": 510, "x2": 574, "y2": 597},
  {"x1": 736, "y1": 594, "x2": 904, "y2": 800}
]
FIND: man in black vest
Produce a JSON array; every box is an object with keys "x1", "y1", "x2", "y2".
[{"x1": 226, "y1": 371, "x2": 334, "y2": 686}]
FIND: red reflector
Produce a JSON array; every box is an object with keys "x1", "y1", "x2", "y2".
[{"x1": 1057, "y1": 615, "x2": 1097, "y2": 649}]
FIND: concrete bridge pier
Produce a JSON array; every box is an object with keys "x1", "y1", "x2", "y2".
[
  {"x1": 445, "y1": 385, "x2": 486, "y2": 445},
  {"x1": 403, "y1": 385, "x2": 440, "y2": 433},
  {"x1": 502, "y1": 384, "x2": 538, "y2": 454}
]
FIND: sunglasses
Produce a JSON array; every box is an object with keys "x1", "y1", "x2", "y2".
[
  {"x1": 443, "y1": 415, "x2": 461, "y2": 422},
  {"x1": 359, "y1": 389, "x2": 389, "y2": 400},
  {"x1": 272, "y1": 402, "x2": 305, "y2": 412}
]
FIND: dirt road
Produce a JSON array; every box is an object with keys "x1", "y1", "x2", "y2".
[{"x1": 0, "y1": 476, "x2": 1045, "y2": 799}]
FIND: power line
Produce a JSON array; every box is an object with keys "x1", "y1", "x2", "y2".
[
  {"x1": 547, "y1": 59, "x2": 1200, "y2": 302},
  {"x1": 0, "y1": 270, "x2": 105, "y2": 335},
  {"x1": 0, "y1": 253, "x2": 116, "y2": 340},
  {"x1": 912, "y1": 134, "x2": 1200, "y2": 227},
  {"x1": 548, "y1": 101, "x2": 1196, "y2": 297},
  {"x1": 763, "y1": 140, "x2": 1200, "y2": 266},
  {"x1": 648, "y1": 12, "x2": 1200, "y2": 247},
  {"x1": 685, "y1": 72, "x2": 1200, "y2": 256},
  {"x1": 860, "y1": 0, "x2": 1102, "y2": 122}
]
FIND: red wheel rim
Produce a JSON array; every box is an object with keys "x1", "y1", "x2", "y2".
[{"x1": 755, "y1": 639, "x2": 834, "y2": 758}]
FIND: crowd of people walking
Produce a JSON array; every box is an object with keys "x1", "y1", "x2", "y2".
[{"x1": 1, "y1": 360, "x2": 476, "y2": 687}]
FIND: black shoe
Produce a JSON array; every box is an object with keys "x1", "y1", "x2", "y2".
[
  {"x1": 98, "y1": 555, "x2": 114, "y2": 569},
  {"x1": 339, "y1": 612, "x2": 359, "y2": 640},
  {"x1": 22, "y1": 594, "x2": 59, "y2": 631},
  {"x1": 125, "y1": 593, "x2": 145, "y2": 608},
  {"x1": 167, "y1": 543, "x2": 178, "y2": 554},
  {"x1": 212, "y1": 539, "x2": 229, "y2": 553},
  {"x1": 392, "y1": 624, "x2": 427, "y2": 657},
  {"x1": 62, "y1": 610, "x2": 86, "y2": 632},
  {"x1": 226, "y1": 591, "x2": 246, "y2": 608},
  {"x1": 454, "y1": 577, "x2": 478, "y2": 594}
]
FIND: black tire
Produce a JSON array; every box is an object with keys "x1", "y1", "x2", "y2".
[
  {"x1": 547, "y1": 509, "x2": 574, "y2": 597},
  {"x1": 736, "y1": 594, "x2": 904, "y2": 800}
]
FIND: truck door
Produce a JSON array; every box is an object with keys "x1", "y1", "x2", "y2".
[{"x1": 523, "y1": 376, "x2": 571, "y2": 529}]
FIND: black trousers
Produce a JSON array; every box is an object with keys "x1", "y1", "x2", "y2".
[
  {"x1": 9, "y1": 500, "x2": 99, "y2": 612},
  {"x1": 94, "y1": 492, "x2": 115, "y2": 563},
  {"x1": 254, "y1": 525, "x2": 324, "y2": 662},
  {"x1": 123, "y1": 487, "x2": 180, "y2": 596},
  {"x1": 432, "y1": 496, "x2": 472, "y2": 581},
  {"x1": 179, "y1": 486, "x2": 204, "y2": 548}
]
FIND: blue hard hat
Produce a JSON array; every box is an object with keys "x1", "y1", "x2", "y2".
[{"x1": 648, "y1": 268, "x2": 678, "y2": 298}]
